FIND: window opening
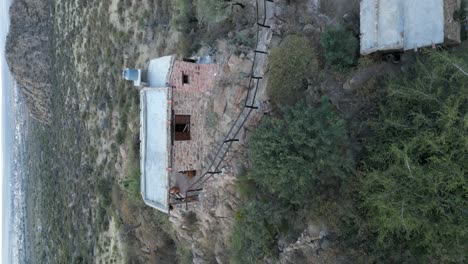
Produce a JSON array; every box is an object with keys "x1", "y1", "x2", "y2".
[
  {"x1": 174, "y1": 115, "x2": 191, "y2": 141},
  {"x1": 179, "y1": 170, "x2": 197, "y2": 178},
  {"x1": 182, "y1": 73, "x2": 189, "y2": 84},
  {"x1": 183, "y1": 58, "x2": 197, "y2": 63}
]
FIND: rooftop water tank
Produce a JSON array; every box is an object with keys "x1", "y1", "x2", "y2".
[
  {"x1": 123, "y1": 68, "x2": 140, "y2": 81},
  {"x1": 122, "y1": 68, "x2": 142, "y2": 87}
]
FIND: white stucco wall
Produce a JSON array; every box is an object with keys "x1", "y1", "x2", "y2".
[{"x1": 361, "y1": 0, "x2": 444, "y2": 54}]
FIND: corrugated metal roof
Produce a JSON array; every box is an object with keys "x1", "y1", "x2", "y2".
[
  {"x1": 360, "y1": 0, "x2": 444, "y2": 54},
  {"x1": 140, "y1": 87, "x2": 172, "y2": 213},
  {"x1": 147, "y1": 55, "x2": 175, "y2": 87}
]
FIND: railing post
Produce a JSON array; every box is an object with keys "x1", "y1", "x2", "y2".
[
  {"x1": 187, "y1": 188, "x2": 203, "y2": 193},
  {"x1": 254, "y1": 50, "x2": 268, "y2": 54},
  {"x1": 245, "y1": 105, "x2": 259, "y2": 109}
]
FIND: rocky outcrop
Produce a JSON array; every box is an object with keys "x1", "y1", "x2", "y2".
[
  {"x1": 169, "y1": 172, "x2": 240, "y2": 264},
  {"x1": 278, "y1": 226, "x2": 341, "y2": 264},
  {"x1": 6, "y1": 0, "x2": 52, "y2": 124}
]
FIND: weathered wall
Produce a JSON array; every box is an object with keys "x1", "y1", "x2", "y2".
[{"x1": 170, "y1": 61, "x2": 218, "y2": 172}]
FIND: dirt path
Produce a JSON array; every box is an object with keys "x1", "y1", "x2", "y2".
[{"x1": 250, "y1": 0, "x2": 276, "y2": 103}]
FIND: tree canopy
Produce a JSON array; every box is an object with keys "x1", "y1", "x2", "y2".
[
  {"x1": 248, "y1": 100, "x2": 354, "y2": 204},
  {"x1": 320, "y1": 27, "x2": 358, "y2": 68},
  {"x1": 267, "y1": 35, "x2": 319, "y2": 106},
  {"x1": 360, "y1": 51, "x2": 468, "y2": 262},
  {"x1": 229, "y1": 200, "x2": 285, "y2": 264}
]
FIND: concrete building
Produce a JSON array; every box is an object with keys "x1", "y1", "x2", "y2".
[
  {"x1": 360, "y1": 0, "x2": 461, "y2": 55},
  {"x1": 135, "y1": 55, "x2": 218, "y2": 213}
]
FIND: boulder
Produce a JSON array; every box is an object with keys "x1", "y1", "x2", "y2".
[
  {"x1": 127, "y1": 121, "x2": 135, "y2": 133},
  {"x1": 119, "y1": 146, "x2": 127, "y2": 160},
  {"x1": 213, "y1": 91, "x2": 227, "y2": 115},
  {"x1": 227, "y1": 54, "x2": 252, "y2": 75},
  {"x1": 114, "y1": 163, "x2": 122, "y2": 172},
  {"x1": 343, "y1": 62, "x2": 400, "y2": 91},
  {"x1": 303, "y1": 24, "x2": 317, "y2": 35}
]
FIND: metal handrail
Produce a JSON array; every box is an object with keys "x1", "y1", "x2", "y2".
[{"x1": 184, "y1": 0, "x2": 272, "y2": 202}]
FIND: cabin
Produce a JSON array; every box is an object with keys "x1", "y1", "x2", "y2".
[
  {"x1": 360, "y1": 0, "x2": 461, "y2": 55},
  {"x1": 124, "y1": 56, "x2": 218, "y2": 213}
]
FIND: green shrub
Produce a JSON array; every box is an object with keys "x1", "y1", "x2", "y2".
[
  {"x1": 96, "y1": 206, "x2": 108, "y2": 231},
  {"x1": 195, "y1": 0, "x2": 228, "y2": 26},
  {"x1": 230, "y1": 200, "x2": 287, "y2": 263},
  {"x1": 234, "y1": 172, "x2": 257, "y2": 201},
  {"x1": 120, "y1": 135, "x2": 141, "y2": 202},
  {"x1": 115, "y1": 128, "x2": 126, "y2": 145},
  {"x1": 97, "y1": 178, "x2": 113, "y2": 208},
  {"x1": 267, "y1": 35, "x2": 318, "y2": 106},
  {"x1": 206, "y1": 112, "x2": 218, "y2": 128},
  {"x1": 175, "y1": 244, "x2": 193, "y2": 264},
  {"x1": 198, "y1": 19, "x2": 234, "y2": 47},
  {"x1": 172, "y1": 0, "x2": 197, "y2": 33},
  {"x1": 359, "y1": 51, "x2": 468, "y2": 262},
  {"x1": 320, "y1": 27, "x2": 358, "y2": 68},
  {"x1": 176, "y1": 35, "x2": 194, "y2": 57},
  {"x1": 122, "y1": 164, "x2": 140, "y2": 201},
  {"x1": 120, "y1": 112, "x2": 128, "y2": 127},
  {"x1": 248, "y1": 99, "x2": 353, "y2": 204},
  {"x1": 230, "y1": 30, "x2": 255, "y2": 49}
]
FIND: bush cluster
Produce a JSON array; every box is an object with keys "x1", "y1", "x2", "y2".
[
  {"x1": 320, "y1": 27, "x2": 358, "y2": 68},
  {"x1": 267, "y1": 35, "x2": 319, "y2": 106},
  {"x1": 231, "y1": 50, "x2": 468, "y2": 263},
  {"x1": 357, "y1": 51, "x2": 468, "y2": 262},
  {"x1": 248, "y1": 99, "x2": 353, "y2": 204},
  {"x1": 230, "y1": 100, "x2": 351, "y2": 262}
]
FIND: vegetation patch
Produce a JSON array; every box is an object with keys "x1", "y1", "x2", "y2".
[
  {"x1": 172, "y1": 0, "x2": 254, "y2": 57},
  {"x1": 248, "y1": 99, "x2": 353, "y2": 204},
  {"x1": 267, "y1": 35, "x2": 319, "y2": 106},
  {"x1": 320, "y1": 27, "x2": 358, "y2": 68},
  {"x1": 232, "y1": 49, "x2": 468, "y2": 263},
  {"x1": 230, "y1": 200, "x2": 287, "y2": 263},
  {"x1": 195, "y1": 0, "x2": 229, "y2": 26},
  {"x1": 229, "y1": 100, "x2": 352, "y2": 263},
  {"x1": 354, "y1": 51, "x2": 468, "y2": 262},
  {"x1": 176, "y1": 244, "x2": 194, "y2": 264},
  {"x1": 172, "y1": 0, "x2": 197, "y2": 33},
  {"x1": 122, "y1": 136, "x2": 141, "y2": 202}
]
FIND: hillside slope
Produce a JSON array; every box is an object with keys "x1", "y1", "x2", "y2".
[{"x1": 6, "y1": 0, "x2": 52, "y2": 124}]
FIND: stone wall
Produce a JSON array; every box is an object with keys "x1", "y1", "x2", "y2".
[{"x1": 170, "y1": 61, "x2": 218, "y2": 172}]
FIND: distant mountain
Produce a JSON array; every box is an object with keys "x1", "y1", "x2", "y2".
[{"x1": 5, "y1": 0, "x2": 51, "y2": 124}]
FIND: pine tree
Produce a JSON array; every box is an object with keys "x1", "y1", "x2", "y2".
[{"x1": 361, "y1": 51, "x2": 468, "y2": 262}]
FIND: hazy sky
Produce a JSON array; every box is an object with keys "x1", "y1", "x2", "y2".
[
  {"x1": 0, "y1": 22, "x2": 5, "y2": 264},
  {"x1": 1, "y1": 0, "x2": 12, "y2": 263}
]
